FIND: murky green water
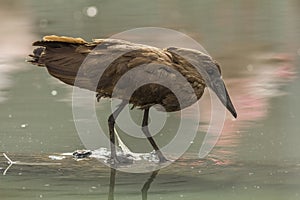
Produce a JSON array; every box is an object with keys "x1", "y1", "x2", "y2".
[{"x1": 1, "y1": 0, "x2": 300, "y2": 199}]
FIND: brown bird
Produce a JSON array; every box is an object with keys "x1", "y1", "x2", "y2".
[{"x1": 28, "y1": 35, "x2": 237, "y2": 163}]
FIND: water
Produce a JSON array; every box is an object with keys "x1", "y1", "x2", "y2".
[{"x1": 1, "y1": 0, "x2": 300, "y2": 199}]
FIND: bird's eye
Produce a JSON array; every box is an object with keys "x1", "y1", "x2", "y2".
[{"x1": 207, "y1": 68, "x2": 214, "y2": 74}]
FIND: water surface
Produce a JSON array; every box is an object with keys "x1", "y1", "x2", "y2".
[{"x1": 0, "y1": 0, "x2": 300, "y2": 199}]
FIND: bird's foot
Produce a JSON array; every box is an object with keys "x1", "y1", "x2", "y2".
[
  {"x1": 108, "y1": 156, "x2": 120, "y2": 167},
  {"x1": 156, "y1": 151, "x2": 169, "y2": 163},
  {"x1": 109, "y1": 154, "x2": 134, "y2": 166},
  {"x1": 158, "y1": 156, "x2": 169, "y2": 163}
]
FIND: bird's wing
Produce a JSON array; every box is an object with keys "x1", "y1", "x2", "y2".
[
  {"x1": 75, "y1": 40, "x2": 173, "y2": 95},
  {"x1": 102, "y1": 47, "x2": 205, "y2": 111},
  {"x1": 29, "y1": 37, "x2": 155, "y2": 90},
  {"x1": 29, "y1": 37, "x2": 177, "y2": 95}
]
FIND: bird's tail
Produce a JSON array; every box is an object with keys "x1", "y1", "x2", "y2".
[
  {"x1": 27, "y1": 35, "x2": 97, "y2": 90},
  {"x1": 27, "y1": 47, "x2": 45, "y2": 66},
  {"x1": 27, "y1": 35, "x2": 87, "y2": 67}
]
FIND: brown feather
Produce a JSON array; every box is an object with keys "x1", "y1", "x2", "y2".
[{"x1": 28, "y1": 35, "x2": 236, "y2": 116}]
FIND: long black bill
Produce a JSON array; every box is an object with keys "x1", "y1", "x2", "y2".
[{"x1": 208, "y1": 79, "x2": 237, "y2": 118}]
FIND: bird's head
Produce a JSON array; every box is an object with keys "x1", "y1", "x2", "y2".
[{"x1": 166, "y1": 47, "x2": 237, "y2": 118}]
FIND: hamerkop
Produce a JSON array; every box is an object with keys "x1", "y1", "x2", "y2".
[{"x1": 28, "y1": 35, "x2": 237, "y2": 163}]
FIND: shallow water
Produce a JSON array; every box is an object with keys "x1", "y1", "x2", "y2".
[{"x1": 1, "y1": 0, "x2": 300, "y2": 199}]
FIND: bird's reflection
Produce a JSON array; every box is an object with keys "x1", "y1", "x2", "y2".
[
  {"x1": 108, "y1": 168, "x2": 116, "y2": 200},
  {"x1": 141, "y1": 170, "x2": 160, "y2": 200},
  {"x1": 108, "y1": 168, "x2": 159, "y2": 200}
]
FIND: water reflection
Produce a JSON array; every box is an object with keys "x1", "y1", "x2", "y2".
[
  {"x1": 108, "y1": 168, "x2": 116, "y2": 200},
  {"x1": 198, "y1": 53, "x2": 296, "y2": 128},
  {"x1": 184, "y1": 51, "x2": 297, "y2": 160},
  {"x1": 233, "y1": 53, "x2": 296, "y2": 125},
  {"x1": 0, "y1": 2, "x2": 34, "y2": 103},
  {"x1": 0, "y1": 153, "x2": 161, "y2": 200},
  {"x1": 108, "y1": 168, "x2": 159, "y2": 200},
  {"x1": 1, "y1": 0, "x2": 300, "y2": 199},
  {"x1": 2, "y1": 152, "x2": 300, "y2": 199}
]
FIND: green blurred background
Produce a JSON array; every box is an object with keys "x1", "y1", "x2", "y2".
[{"x1": 0, "y1": 0, "x2": 300, "y2": 199}]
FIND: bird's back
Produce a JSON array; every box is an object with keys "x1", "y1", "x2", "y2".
[{"x1": 28, "y1": 35, "x2": 213, "y2": 112}]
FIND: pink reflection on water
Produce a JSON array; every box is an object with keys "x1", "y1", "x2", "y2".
[
  {"x1": 0, "y1": 3, "x2": 35, "y2": 103},
  {"x1": 229, "y1": 54, "x2": 296, "y2": 125},
  {"x1": 213, "y1": 53, "x2": 296, "y2": 158},
  {"x1": 184, "y1": 52, "x2": 297, "y2": 161}
]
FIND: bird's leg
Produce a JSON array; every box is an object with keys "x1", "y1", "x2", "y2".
[
  {"x1": 142, "y1": 108, "x2": 168, "y2": 163},
  {"x1": 108, "y1": 101, "x2": 127, "y2": 165}
]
